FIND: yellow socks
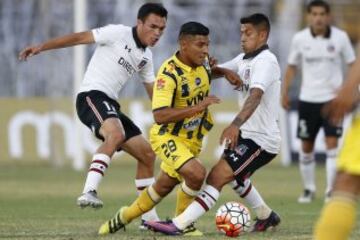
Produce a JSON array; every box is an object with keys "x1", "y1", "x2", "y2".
[
  {"x1": 314, "y1": 193, "x2": 357, "y2": 240},
  {"x1": 122, "y1": 185, "x2": 161, "y2": 223},
  {"x1": 175, "y1": 182, "x2": 198, "y2": 216}
]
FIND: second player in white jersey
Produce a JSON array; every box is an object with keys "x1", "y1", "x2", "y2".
[{"x1": 220, "y1": 47, "x2": 281, "y2": 154}]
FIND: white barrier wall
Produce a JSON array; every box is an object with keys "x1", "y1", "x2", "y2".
[{"x1": 1, "y1": 98, "x2": 351, "y2": 169}]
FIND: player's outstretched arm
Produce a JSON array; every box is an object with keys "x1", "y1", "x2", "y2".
[
  {"x1": 19, "y1": 31, "x2": 94, "y2": 61},
  {"x1": 220, "y1": 88, "x2": 263, "y2": 149},
  {"x1": 153, "y1": 95, "x2": 220, "y2": 125},
  {"x1": 211, "y1": 66, "x2": 243, "y2": 88}
]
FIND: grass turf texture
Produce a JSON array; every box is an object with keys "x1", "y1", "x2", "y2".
[{"x1": 1, "y1": 160, "x2": 359, "y2": 240}]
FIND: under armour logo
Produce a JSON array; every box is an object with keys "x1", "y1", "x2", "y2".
[
  {"x1": 230, "y1": 153, "x2": 239, "y2": 162},
  {"x1": 125, "y1": 45, "x2": 131, "y2": 53}
]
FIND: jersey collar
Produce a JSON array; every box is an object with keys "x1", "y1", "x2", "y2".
[
  {"x1": 132, "y1": 27, "x2": 147, "y2": 50},
  {"x1": 310, "y1": 26, "x2": 331, "y2": 38},
  {"x1": 173, "y1": 51, "x2": 193, "y2": 72},
  {"x1": 243, "y1": 44, "x2": 269, "y2": 60}
]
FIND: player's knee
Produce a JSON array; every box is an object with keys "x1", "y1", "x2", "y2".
[
  {"x1": 207, "y1": 173, "x2": 223, "y2": 189},
  {"x1": 193, "y1": 166, "x2": 207, "y2": 188},
  {"x1": 186, "y1": 165, "x2": 206, "y2": 190},
  {"x1": 143, "y1": 148, "x2": 156, "y2": 163},
  {"x1": 206, "y1": 169, "x2": 228, "y2": 190},
  {"x1": 138, "y1": 149, "x2": 156, "y2": 170},
  {"x1": 105, "y1": 131, "x2": 125, "y2": 148}
]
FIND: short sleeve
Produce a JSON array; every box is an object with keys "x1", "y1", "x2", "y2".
[
  {"x1": 287, "y1": 35, "x2": 301, "y2": 66},
  {"x1": 341, "y1": 33, "x2": 356, "y2": 64},
  {"x1": 92, "y1": 24, "x2": 125, "y2": 45},
  {"x1": 152, "y1": 72, "x2": 177, "y2": 111},
  {"x1": 218, "y1": 54, "x2": 242, "y2": 72},
  {"x1": 251, "y1": 58, "x2": 279, "y2": 92},
  {"x1": 138, "y1": 52, "x2": 155, "y2": 83}
]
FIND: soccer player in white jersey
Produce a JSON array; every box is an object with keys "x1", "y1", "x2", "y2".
[
  {"x1": 145, "y1": 13, "x2": 281, "y2": 235},
  {"x1": 282, "y1": 0, "x2": 356, "y2": 203},
  {"x1": 18, "y1": 3, "x2": 167, "y2": 223}
]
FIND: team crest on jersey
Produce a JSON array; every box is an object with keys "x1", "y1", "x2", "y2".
[
  {"x1": 235, "y1": 144, "x2": 249, "y2": 156},
  {"x1": 327, "y1": 44, "x2": 335, "y2": 53},
  {"x1": 195, "y1": 77, "x2": 201, "y2": 86},
  {"x1": 138, "y1": 57, "x2": 148, "y2": 69},
  {"x1": 157, "y1": 78, "x2": 166, "y2": 90},
  {"x1": 244, "y1": 68, "x2": 251, "y2": 80},
  {"x1": 181, "y1": 84, "x2": 190, "y2": 97}
]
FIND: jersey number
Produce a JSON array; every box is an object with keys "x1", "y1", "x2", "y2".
[
  {"x1": 103, "y1": 101, "x2": 116, "y2": 112},
  {"x1": 161, "y1": 140, "x2": 177, "y2": 158}
]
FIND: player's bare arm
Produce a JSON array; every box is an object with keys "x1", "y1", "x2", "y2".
[
  {"x1": 19, "y1": 31, "x2": 94, "y2": 61},
  {"x1": 153, "y1": 95, "x2": 220, "y2": 124},
  {"x1": 220, "y1": 88, "x2": 263, "y2": 149},
  {"x1": 211, "y1": 66, "x2": 243, "y2": 88},
  {"x1": 281, "y1": 65, "x2": 297, "y2": 110},
  {"x1": 143, "y1": 82, "x2": 154, "y2": 100}
]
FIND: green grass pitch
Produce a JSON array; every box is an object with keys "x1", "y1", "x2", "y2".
[{"x1": 1, "y1": 160, "x2": 359, "y2": 240}]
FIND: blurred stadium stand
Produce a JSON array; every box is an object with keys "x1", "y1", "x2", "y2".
[{"x1": 2, "y1": 0, "x2": 359, "y2": 98}]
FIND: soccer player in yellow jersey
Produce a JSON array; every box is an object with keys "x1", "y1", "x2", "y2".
[
  {"x1": 98, "y1": 21, "x2": 241, "y2": 236},
  {"x1": 314, "y1": 46, "x2": 360, "y2": 240}
]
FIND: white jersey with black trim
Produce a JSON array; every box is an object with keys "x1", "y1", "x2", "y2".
[
  {"x1": 79, "y1": 24, "x2": 155, "y2": 100},
  {"x1": 219, "y1": 49, "x2": 281, "y2": 154},
  {"x1": 288, "y1": 26, "x2": 356, "y2": 103}
]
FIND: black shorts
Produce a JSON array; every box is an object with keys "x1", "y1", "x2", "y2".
[
  {"x1": 297, "y1": 101, "x2": 342, "y2": 141},
  {"x1": 76, "y1": 90, "x2": 141, "y2": 141},
  {"x1": 223, "y1": 135, "x2": 276, "y2": 185}
]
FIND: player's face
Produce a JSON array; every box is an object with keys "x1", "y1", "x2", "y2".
[
  {"x1": 183, "y1": 35, "x2": 210, "y2": 67},
  {"x1": 240, "y1": 24, "x2": 266, "y2": 54},
  {"x1": 308, "y1": 6, "x2": 330, "y2": 32},
  {"x1": 137, "y1": 13, "x2": 167, "y2": 47}
]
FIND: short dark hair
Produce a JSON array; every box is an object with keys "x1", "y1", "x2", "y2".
[
  {"x1": 307, "y1": 0, "x2": 330, "y2": 13},
  {"x1": 137, "y1": 3, "x2": 167, "y2": 21},
  {"x1": 178, "y1": 21, "x2": 209, "y2": 40},
  {"x1": 240, "y1": 13, "x2": 271, "y2": 36}
]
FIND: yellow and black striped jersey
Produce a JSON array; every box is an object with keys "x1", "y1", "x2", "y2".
[{"x1": 150, "y1": 53, "x2": 213, "y2": 141}]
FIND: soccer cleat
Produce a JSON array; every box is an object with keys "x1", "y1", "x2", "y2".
[
  {"x1": 77, "y1": 190, "x2": 103, "y2": 209},
  {"x1": 297, "y1": 189, "x2": 315, "y2": 203},
  {"x1": 183, "y1": 223, "x2": 203, "y2": 236},
  {"x1": 98, "y1": 206, "x2": 127, "y2": 235},
  {"x1": 144, "y1": 220, "x2": 182, "y2": 235},
  {"x1": 252, "y1": 211, "x2": 281, "y2": 232},
  {"x1": 138, "y1": 219, "x2": 148, "y2": 231}
]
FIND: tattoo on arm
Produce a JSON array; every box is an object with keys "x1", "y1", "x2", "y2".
[{"x1": 231, "y1": 88, "x2": 263, "y2": 127}]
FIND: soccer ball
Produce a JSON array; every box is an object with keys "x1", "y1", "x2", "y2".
[{"x1": 215, "y1": 201, "x2": 251, "y2": 237}]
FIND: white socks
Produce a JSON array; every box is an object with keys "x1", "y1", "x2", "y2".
[
  {"x1": 173, "y1": 184, "x2": 219, "y2": 230},
  {"x1": 299, "y1": 150, "x2": 316, "y2": 192},
  {"x1": 83, "y1": 153, "x2": 110, "y2": 193},
  {"x1": 299, "y1": 148, "x2": 337, "y2": 195},
  {"x1": 135, "y1": 178, "x2": 160, "y2": 221},
  {"x1": 326, "y1": 148, "x2": 337, "y2": 194},
  {"x1": 231, "y1": 179, "x2": 271, "y2": 219}
]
